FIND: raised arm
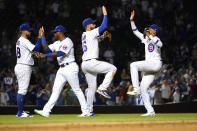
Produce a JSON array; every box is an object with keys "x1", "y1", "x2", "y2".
[
  {"x1": 130, "y1": 10, "x2": 144, "y2": 41},
  {"x1": 98, "y1": 6, "x2": 108, "y2": 34},
  {"x1": 32, "y1": 27, "x2": 43, "y2": 52},
  {"x1": 40, "y1": 27, "x2": 52, "y2": 53}
]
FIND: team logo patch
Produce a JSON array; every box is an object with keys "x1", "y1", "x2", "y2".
[
  {"x1": 82, "y1": 35, "x2": 86, "y2": 41},
  {"x1": 148, "y1": 43, "x2": 154, "y2": 52},
  {"x1": 62, "y1": 45, "x2": 67, "y2": 50}
]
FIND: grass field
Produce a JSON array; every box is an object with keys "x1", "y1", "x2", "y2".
[
  {"x1": 0, "y1": 113, "x2": 197, "y2": 131},
  {"x1": 0, "y1": 113, "x2": 197, "y2": 124}
]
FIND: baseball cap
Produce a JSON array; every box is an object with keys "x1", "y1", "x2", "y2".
[
  {"x1": 82, "y1": 18, "x2": 96, "y2": 28},
  {"x1": 53, "y1": 25, "x2": 66, "y2": 33},
  {"x1": 150, "y1": 24, "x2": 160, "y2": 33},
  {"x1": 19, "y1": 24, "x2": 33, "y2": 32}
]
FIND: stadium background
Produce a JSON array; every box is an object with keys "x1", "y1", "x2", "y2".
[{"x1": 0, "y1": 0, "x2": 196, "y2": 108}]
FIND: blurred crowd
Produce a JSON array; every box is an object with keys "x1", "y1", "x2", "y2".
[{"x1": 0, "y1": 0, "x2": 197, "y2": 106}]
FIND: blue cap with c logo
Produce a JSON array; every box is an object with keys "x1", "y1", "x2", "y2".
[
  {"x1": 19, "y1": 24, "x2": 33, "y2": 32},
  {"x1": 53, "y1": 25, "x2": 66, "y2": 33},
  {"x1": 82, "y1": 18, "x2": 96, "y2": 28},
  {"x1": 150, "y1": 24, "x2": 160, "y2": 33}
]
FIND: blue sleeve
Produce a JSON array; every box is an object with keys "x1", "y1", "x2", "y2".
[
  {"x1": 44, "y1": 51, "x2": 65, "y2": 58},
  {"x1": 44, "y1": 53, "x2": 53, "y2": 57},
  {"x1": 98, "y1": 15, "x2": 107, "y2": 34},
  {"x1": 41, "y1": 37, "x2": 52, "y2": 53},
  {"x1": 57, "y1": 51, "x2": 65, "y2": 57},
  {"x1": 42, "y1": 37, "x2": 46, "y2": 44},
  {"x1": 32, "y1": 38, "x2": 41, "y2": 52}
]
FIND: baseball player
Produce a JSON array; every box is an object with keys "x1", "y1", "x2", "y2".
[
  {"x1": 81, "y1": 6, "x2": 117, "y2": 115},
  {"x1": 127, "y1": 10, "x2": 163, "y2": 116},
  {"x1": 34, "y1": 25, "x2": 90, "y2": 117},
  {"x1": 15, "y1": 24, "x2": 43, "y2": 117}
]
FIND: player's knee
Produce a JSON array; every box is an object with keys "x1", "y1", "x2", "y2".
[
  {"x1": 130, "y1": 62, "x2": 136, "y2": 69},
  {"x1": 110, "y1": 66, "x2": 117, "y2": 77},
  {"x1": 112, "y1": 66, "x2": 117, "y2": 73}
]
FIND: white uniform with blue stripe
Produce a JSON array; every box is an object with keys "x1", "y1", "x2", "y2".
[
  {"x1": 42, "y1": 37, "x2": 89, "y2": 115},
  {"x1": 48, "y1": 38, "x2": 75, "y2": 65},
  {"x1": 130, "y1": 21, "x2": 162, "y2": 113},
  {"x1": 131, "y1": 22, "x2": 162, "y2": 61},
  {"x1": 14, "y1": 37, "x2": 35, "y2": 95},
  {"x1": 81, "y1": 28, "x2": 117, "y2": 113}
]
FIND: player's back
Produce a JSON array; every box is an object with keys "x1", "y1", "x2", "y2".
[
  {"x1": 16, "y1": 37, "x2": 35, "y2": 65},
  {"x1": 81, "y1": 28, "x2": 99, "y2": 61}
]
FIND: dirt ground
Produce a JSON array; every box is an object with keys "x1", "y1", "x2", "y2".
[{"x1": 0, "y1": 120, "x2": 197, "y2": 131}]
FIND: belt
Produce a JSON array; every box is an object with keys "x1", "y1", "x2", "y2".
[
  {"x1": 84, "y1": 58, "x2": 97, "y2": 61},
  {"x1": 17, "y1": 63, "x2": 33, "y2": 66},
  {"x1": 60, "y1": 61, "x2": 75, "y2": 68}
]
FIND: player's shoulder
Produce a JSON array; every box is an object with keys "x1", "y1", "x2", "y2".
[
  {"x1": 64, "y1": 37, "x2": 73, "y2": 44},
  {"x1": 85, "y1": 27, "x2": 99, "y2": 34},
  {"x1": 18, "y1": 37, "x2": 31, "y2": 44},
  {"x1": 154, "y1": 35, "x2": 161, "y2": 40}
]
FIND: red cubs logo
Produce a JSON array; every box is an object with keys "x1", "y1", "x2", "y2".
[{"x1": 148, "y1": 43, "x2": 154, "y2": 52}]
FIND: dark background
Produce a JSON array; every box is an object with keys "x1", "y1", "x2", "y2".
[{"x1": 0, "y1": 0, "x2": 196, "y2": 107}]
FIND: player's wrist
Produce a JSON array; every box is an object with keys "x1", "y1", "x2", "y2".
[
  {"x1": 41, "y1": 37, "x2": 46, "y2": 44},
  {"x1": 44, "y1": 53, "x2": 52, "y2": 58}
]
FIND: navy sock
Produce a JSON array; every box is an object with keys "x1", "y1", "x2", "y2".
[{"x1": 17, "y1": 94, "x2": 24, "y2": 115}]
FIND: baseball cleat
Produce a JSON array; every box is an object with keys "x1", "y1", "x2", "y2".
[
  {"x1": 78, "y1": 112, "x2": 91, "y2": 117},
  {"x1": 16, "y1": 111, "x2": 33, "y2": 117},
  {"x1": 127, "y1": 88, "x2": 141, "y2": 96},
  {"x1": 141, "y1": 112, "x2": 156, "y2": 116},
  {"x1": 90, "y1": 112, "x2": 99, "y2": 116},
  {"x1": 96, "y1": 89, "x2": 111, "y2": 99},
  {"x1": 34, "y1": 109, "x2": 49, "y2": 117}
]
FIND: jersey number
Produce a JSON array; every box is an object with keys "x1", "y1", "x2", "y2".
[
  {"x1": 82, "y1": 35, "x2": 87, "y2": 52},
  {"x1": 16, "y1": 47, "x2": 21, "y2": 58},
  {"x1": 82, "y1": 45, "x2": 87, "y2": 52}
]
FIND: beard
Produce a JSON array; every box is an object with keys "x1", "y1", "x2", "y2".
[
  {"x1": 26, "y1": 33, "x2": 31, "y2": 39},
  {"x1": 90, "y1": 26, "x2": 95, "y2": 30}
]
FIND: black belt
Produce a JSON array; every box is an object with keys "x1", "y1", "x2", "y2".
[
  {"x1": 60, "y1": 61, "x2": 75, "y2": 67},
  {"x1": 84, "y1": 58, "x2": 97, "y2": 61}
]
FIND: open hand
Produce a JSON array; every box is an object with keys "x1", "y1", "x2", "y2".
[
  {"x1": 130, "y1": 10, "x2": 135, "y2": 21},
  {"x1": 102, "y1": 6, "x2": 107, "y2": 15}
]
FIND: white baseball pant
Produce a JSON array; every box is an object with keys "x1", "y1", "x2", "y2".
[
  {"x1": 14, "y1": 64, "x2": 32, "y2": 95},
  {"x1": 43, "y1": 62, "x2": 89, "y2": 114},
  {"x1": 81, "y1": 59, "x2": 117, "y2": 112},
  {"x1": 130, "y1": 60, "x2": 162, "y2": 113}
]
